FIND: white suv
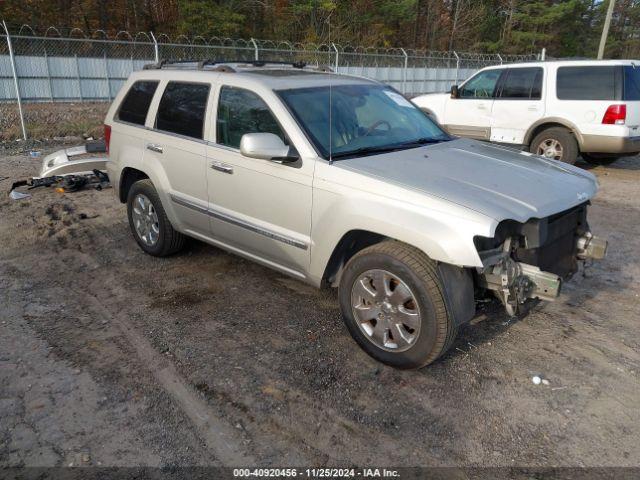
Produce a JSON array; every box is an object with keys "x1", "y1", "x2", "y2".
[
  {"x1": 105, "y1": 61, "x2": 606, "y2": 368},
  {"x1": 412, "y1": 60, "x2": 640, "y2": 165}
]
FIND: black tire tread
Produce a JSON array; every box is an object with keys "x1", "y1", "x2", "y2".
[{"x1": 347, "y1": 240, "x2": 456, "y2": 367}]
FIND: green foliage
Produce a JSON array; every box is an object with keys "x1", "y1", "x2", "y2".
[
  {"x1": 176, "y1": 0, "x2": 245, "y2": 37},
  {"x1": 1, "y1": 0, "x2": 639, "y2": 58}
]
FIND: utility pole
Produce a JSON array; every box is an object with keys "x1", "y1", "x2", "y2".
[{"x1": 598, "y1": 0, "x2": 615, "y2": 59}]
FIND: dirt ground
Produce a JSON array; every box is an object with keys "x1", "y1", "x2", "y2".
[{"x1": 0, "y1": 148, "x2": 639, "y2": 471}]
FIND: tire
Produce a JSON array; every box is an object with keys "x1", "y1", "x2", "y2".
[
  {"x1": 530, "y1": 127, "x2": 579, "y2": 164},
  {"x1": 127, "y1": 179, "x2": 185, "y2": 256},
  {"x1": 338, "y1": 240, "x2": 457, "y2": 369},
  {"x1": 581, "y1": 153, "x2": 621, "y2": 166}
]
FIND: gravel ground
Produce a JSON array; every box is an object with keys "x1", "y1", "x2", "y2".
[{"x1": 0, "y1": 149, "x2": 639, "y2": 470}]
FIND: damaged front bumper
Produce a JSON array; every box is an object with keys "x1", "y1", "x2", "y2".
[{"x1": 478, "y1": 233, "x2": 607, "y2": 316}]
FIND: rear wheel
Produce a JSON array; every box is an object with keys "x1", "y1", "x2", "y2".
[
  {"x1": 338, "y1": 241, "x2": 457, "y2": 369},
  {"x1": 127, "y1": 179, "x2": 185, "y2": 256},
  {"x1": 581, "y1": 153, "x2": 621, "y2": 166},
  {"x1": 530, "y1": 127, "x2": 579, "y2": 164}
]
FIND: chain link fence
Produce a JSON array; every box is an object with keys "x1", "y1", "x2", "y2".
[{"x1": 1, "y1": 22, "x2": 541, "y2": 140}]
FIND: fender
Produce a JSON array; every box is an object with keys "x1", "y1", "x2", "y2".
[
  {"x1": 307, "y1": 179, "x2": 494, "y2": 286},
  {"x1": 524, "y1": 117, "x2": 585, "y2": 148}
]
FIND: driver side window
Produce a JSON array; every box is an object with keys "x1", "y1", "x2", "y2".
[
  {"x1": 459, "y1": 69, "x2": 503, "y2": 99},
  {"x1": 216, "y1": 86, "x2": 286, "y2": 149}
]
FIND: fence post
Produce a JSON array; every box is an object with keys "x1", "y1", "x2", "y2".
[
  {"x1": 250, "y1": 38, "x2": 259, "y2": 61},
  {"x1": 541, "y1": 48, "x2": 546, "y2": 61},
  {"x1": 400, "y1": 48, "x2": 408, "y2": 95},
  {"x1": 45, "y1": 51, "x2": 54, "y2": 101},
  {"x1": 453, "y1": 51, "x2": 460, "y2": 85},
  {"x1": 74, "y1": 54, "x2": 83, "y2": 101},
  {"x1": 497, "y1": 53, "x2": 503, "y2": 65},
  {"x1": 2, "y1": 20, "x2": 27, "y2": 140},
  {"x1": 331, "y1": 42, "x2": 339, "y2": 71},
  {"x1": 104, "y1": 52, "x2": 111, "y2": 101},
  {"x1": 150, "y1": 31, "x2": 159, "y2": 63}
]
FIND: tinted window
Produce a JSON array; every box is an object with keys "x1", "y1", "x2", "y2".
[
  {"x1": 624, "y1": 66, "x2": 640, "y2": 101},
  {"x1": 498, "y1": 67, "x2": 542, "y2": 99},
  {"x1": 117, "y1": 81, "x2": 158, "y2": 125},
  {"x1": 156, "y1": 82, "x2": 210, "y2": 139},
  {"x1": 460, "y1": 69, "x2": 503, "y2": 99},
  {"x1": 557, "y1": 66, "x2": 622, "y2": 100},
  {"x1": 217, "y1": 86, "x2": 285, "y2": 148}
]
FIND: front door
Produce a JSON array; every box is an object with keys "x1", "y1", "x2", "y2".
[
  {"x1": 443, "y1": 68, "x2": 504, "y2": 140},
  {"x1": 205, "y1": 85, "x2": 313, "y2": 277}
]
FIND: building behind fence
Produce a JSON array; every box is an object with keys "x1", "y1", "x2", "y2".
[{"x1": 0, "y1": 22, "x2": 541, "y2": 139}]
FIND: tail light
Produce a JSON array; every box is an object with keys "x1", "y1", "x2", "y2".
[
  {"x1": 602, "y1": 104, "x2": 626, "y2": 125},
  {"x1": 104, "y1": 124, "x2": 111, "y2": 153}
]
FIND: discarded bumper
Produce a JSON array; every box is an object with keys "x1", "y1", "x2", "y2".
[{"x1": 37, "y1": 142, "x2": 108, "y2": 179}]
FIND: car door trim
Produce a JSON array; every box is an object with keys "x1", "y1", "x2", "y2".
[{"x1": 169, "y1": 193, "x2": 308, "y2": 250}]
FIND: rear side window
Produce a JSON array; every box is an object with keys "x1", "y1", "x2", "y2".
[
  {"x1": 498, "y1": 67, "x2": 543, "y2": 99},
  {"x1": 117, "y1": 80, "x2": 158, "y2": 125},
  {"x1": 216, "y1": 86, "x2": 286, "y2": 149},
  {"x1": 155, "y1": 82, "x2": 210, "y2": 139},
  {"x1": 556, "y1": 66, "x2": 622, "y2": 100},
  {"x1": 624, "y1": 66, "x2": 640, "y2": 101}
]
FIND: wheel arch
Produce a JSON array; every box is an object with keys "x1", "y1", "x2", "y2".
[
  {"x1": 325, "y1": 234, "x2": 476, "y2": 328},
  {"x1": 119, "y1": 167, "x2": 149, "y2": 203},
  {"x1": 524, "y1": 118, "x2": 585, "y2": 150}
]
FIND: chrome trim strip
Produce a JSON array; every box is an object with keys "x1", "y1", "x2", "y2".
[{"x1": 170, "y1": 194, "x2": 308, "y2": 250}]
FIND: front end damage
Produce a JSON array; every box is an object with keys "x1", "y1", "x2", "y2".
[{"x1": 475, "y1": 203, "x2": 607, "y2": 315}]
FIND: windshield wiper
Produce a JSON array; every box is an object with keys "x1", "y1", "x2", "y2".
[
  {"x1": 330, "y1": 144, "x2": 408, "y2": 160},
  {"x1": 330, "y1": 137, "x2": 451, "y2": 160},
  {"x1": 396, "y1": 137, "x2": 450, "y2": 147},
  {"x1": 330, "y1": 136, "x2": 452, "y2": 160}
]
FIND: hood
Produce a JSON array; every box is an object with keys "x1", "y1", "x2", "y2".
[{"x1": 335, "y1": 138, "x2": 598, "y2": 222}]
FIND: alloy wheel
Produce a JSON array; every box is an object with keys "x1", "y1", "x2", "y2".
[
  {"x1": 132, "y1": 193, "x2": 160, "y2": 246},
  {"x1": 350, "y1": 269, "x2": 421, "y2": 352}
]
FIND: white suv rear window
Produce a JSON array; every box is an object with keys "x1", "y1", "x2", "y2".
[{"x1": 556, "y1": 66, "x2": 622, "y2": 101}]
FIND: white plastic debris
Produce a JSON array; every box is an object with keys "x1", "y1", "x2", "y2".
[
  {"x1": 542, "y1": 379, "x2": 550, "y2": 386},
  {"x1": 9, "y1": 190, "x2": 31, "y2": 200},
  {"x1": 532, "y1": 376, "x2": 542, "y2": 385}
]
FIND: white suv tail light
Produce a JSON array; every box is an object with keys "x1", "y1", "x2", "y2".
[
  {"x1": 602, "y1": 104, "x2": 626, "y2": 125},
  {"x1": 104, "y1": 124, "x2": 112, "y2": 152}
]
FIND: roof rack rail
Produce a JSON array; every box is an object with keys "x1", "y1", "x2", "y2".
[{"x1": 143, "y1": 59, "x2": 333, "y2": 72}]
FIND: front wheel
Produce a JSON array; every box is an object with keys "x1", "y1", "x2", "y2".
[
  {"x1": 530, "y1": 127, "x2": 578, "y2": 164},
  {"x1": 338, "y1": 241, "x2": 457, "y2": 369}
]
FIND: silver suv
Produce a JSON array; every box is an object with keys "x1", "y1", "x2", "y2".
[{"x1": 105, "y1": 61, "x2": 607, "y2": 369}]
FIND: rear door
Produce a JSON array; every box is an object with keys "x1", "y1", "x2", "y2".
[
  {"x1": 142, "y1": 81, "x2": 212, "y2": 235},
  {"x1": 490, "y1": 66, "x2": 545, "y2": 145},
  {"x1": 442, "y1": 68, "x2": 503, "y2": 140}
]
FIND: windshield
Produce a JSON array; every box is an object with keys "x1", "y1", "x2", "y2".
[{"x1": 277, "y1": 84, "x2": 450, "y2": 159}]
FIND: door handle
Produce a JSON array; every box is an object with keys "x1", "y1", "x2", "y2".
[
  {"x1": 477, "y1": 104, "x2": 487, "y2": 110},
  {"x1": 528, "y1": 105, "x2": 539, "y2": 111},
  {"x1": 210, "y1": 161, "x2": 233, "y2": 174},
  {"x1": 146, "y1": 143, "x2": 163, "y2": 153}
]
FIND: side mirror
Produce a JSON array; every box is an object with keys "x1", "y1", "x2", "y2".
[
  {"x1": 450, "y1": 85, "x2": 459, "y2": 99},
  {"x1": 240, "y1": 133, "x2": 298, "y2": 163}
]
